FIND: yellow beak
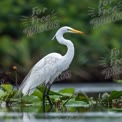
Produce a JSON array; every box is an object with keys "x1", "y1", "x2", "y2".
[{"x1": 71, "y1": 29, "x2": 85, "y2": 35}]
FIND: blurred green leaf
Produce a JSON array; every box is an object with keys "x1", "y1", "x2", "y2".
[
  {"x1": 75, "y1": 91, "x2": 89, "y2": 104},
  {"x1": 65, "y1": 100, "x2": 89, "y2": 107},
  {"x1": 1, "y1": 84, "x2": 13, "y2": 92},
  {"x1": 59, "y1": 88, "x2": 75, "y2": 96},
  {"x1": 109, "y1": 91, "x2": 122, "y2": 100},
  {"x1": 109, "y1": 108, "x2": 122, "y2": 112},
  {"x1": 21, "y1": 95, "x2": 41, "y2": 106},
  {"x1": 0, "y1": 89, "x2": 7, "y2": 98},
  {"x1": 59, "y1": 88, "x2": 75, "y2": 94},
  {"x1": 32, "y1": 89, "x2": 43, "y2": 100}
]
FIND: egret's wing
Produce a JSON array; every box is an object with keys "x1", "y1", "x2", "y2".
[
  {"x1": 24, "y1": 53, "x2": 62, "y2": 89},
  {"x1": 18, "y1": 69, "x2": 32, "y2": 92},
  {"x1": 18, "y1": 53, "x2": 62, "y2": 95},
  {"x1": 14, "y1": 69, "x2": 33, "y2": 97},
  {"x1": 18, "y1": 58, "x2": 45, "y2": 94}
]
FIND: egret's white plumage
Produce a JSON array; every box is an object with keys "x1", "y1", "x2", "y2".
[{"x1": 19, "y1": 26, "x2": 84, "y2": 96}]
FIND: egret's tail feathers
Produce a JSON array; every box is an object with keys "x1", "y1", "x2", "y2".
[
  {"x1": 22, "y1": 87, "x2": 29, "y2": 96},
  {"x1": 13, "y1": 83, "x2": 29, "y2": 98},
  {"x1": 13, "y1": 87, "x2": 35, "y2": 100},
  {"x1": 28, "y1": 88, "x2": 35, "y2": 95},
  {"x1": 22, "y1": 86, "x2": 35, "y2": 96}
]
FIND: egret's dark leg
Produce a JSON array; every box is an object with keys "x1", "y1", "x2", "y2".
[
  {"x1": 42, "y1": 83, "x2": 53, "y2": 112},
  {"x1": 46, "y1": 83, "x2": 53, "y2": 112},
  {"x1": 43, "y1": 85, "x2": 48, "y2": 112},
  {"x1": 46, "y1": 83, "x2": 53, "y2": 106},
  {"x1": 43, "y1": 83, "x2": 52, "y2": 105},
  {"x1": 43, "y1": 86, "x2": 47, "y2": 103}
]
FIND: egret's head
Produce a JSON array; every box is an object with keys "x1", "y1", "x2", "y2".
[{"x1": 52, "y1": 26, "x2": 85, "y2": 40}]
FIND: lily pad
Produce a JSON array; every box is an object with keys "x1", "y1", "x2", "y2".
[
  {"x1": 32, "y1": 89, "x2": 43, "y2": 100},
  {"x1": 59, "y1": 88, "x2": 75, "y2": 94},
  {"x1": 109, "y1": 91, "x2": 122, "y2": 100},
  {"x1": 21, "y1": 95, "x2": 41, "y2": 106},
  {"x1": 65, "y1": 100, "x2": 89, "y2": 108}
]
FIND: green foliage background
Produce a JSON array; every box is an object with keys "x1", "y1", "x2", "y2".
[{"x1": 0, "y1": 0, "x2": 122, "y2": 82}]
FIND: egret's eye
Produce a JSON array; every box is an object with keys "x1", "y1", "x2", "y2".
[{"x1": 67, "y1": 28, "x2": 71, "y2": 31}]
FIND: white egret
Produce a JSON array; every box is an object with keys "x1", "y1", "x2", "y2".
[{"x1": 19, "y1": 26, "x2": 85, "y2": 106}]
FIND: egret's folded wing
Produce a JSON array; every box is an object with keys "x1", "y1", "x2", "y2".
[{"x1": 16, "y1": 53, "x2": 62, "y2": 96}]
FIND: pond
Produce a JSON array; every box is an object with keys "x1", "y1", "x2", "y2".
[
  {"x1": 0, "y1": 83, "x2": 122, "y2": 122},
  {"x1": 52, "y1": 83, "x2": 122, "y2": 93},
  {"x1": 1, "y1": 112, "x2": 122, "y2": 122}
]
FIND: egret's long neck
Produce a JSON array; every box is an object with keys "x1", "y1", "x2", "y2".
[{"x1": 56, "y1": 32, "x2": 74, "y2": 63}]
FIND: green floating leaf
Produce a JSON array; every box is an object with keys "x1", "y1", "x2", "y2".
[
  {"x1": 59, "y1": 88, "x2": 75, "y2": 94},
  {"x1": 37, "y1": 86, "x2": 62, "y2": 96},
  {"x1": 32, "y1": 89, "x2": 43, "y2": 100},
  {"x1": 109, "y1": 91, "x2": 122, "y2": 100},
  {"x1": 65, "y1": 100, "x2": 89, "y2": 108},
  {"x1": 114, "y1": 80, "x2": 122, "y2": 83},
  {"x1": 21, "y1": 95, "x2": 41, "y2": 106},
  {"x1": 1, "y1": 84, "x2": 13, "y2": 92},
  {"x1": 75, "y1": 91, "x2": 89, "y2": 104},
  {"x1": 49, "y1": 90, "x2": 63, "y2": 96},
  {"x1": 109, "y1": 108, "x2": 122, "y2": 112},
  {"x1": 0, "y1": 89, "x2": 7, "y2": 98},
  {"x1": 50, "y1": 95, "x2": 61, "y2": 101},
  {"x1": 37, "y1": 86, "x2": 45, "y2": 93},
  {"x1": 59, "y1": 88, "x2": 75, "y2": 96},
  {"x1": 50, "y1": 88, "x2": 75, "y2": 102}
]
